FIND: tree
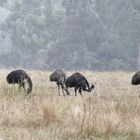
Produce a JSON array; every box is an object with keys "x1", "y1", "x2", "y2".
[
  {"x1": 3, "y1": 0, "x2": 54, "y2": 68},
  {"x1": 2, "y1": 0, "x2": 140, "y2": 71}
]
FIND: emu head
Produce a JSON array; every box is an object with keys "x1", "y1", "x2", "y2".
[
  {"x1": 87, "y1": 84, "x2": 94, "y2": 92},
  {"x1": 23, "y1": 78, "x2": 32, "y2": 94},
  {"x1": 91, "y1": 85, "x2": 94, "y2": 89}
]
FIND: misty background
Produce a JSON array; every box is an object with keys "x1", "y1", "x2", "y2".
[{"x1": 0, "y1": 0, "x2": 140, "y2": 71}]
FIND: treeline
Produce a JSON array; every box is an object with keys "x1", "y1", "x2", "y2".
[{"x1": 1, "y1": 0, "x2": 140, "y2": 71}]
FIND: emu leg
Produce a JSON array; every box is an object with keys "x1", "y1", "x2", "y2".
[
  {"x1": 61, "y1": 88, "x2": 65, "y2": 96},
  {"x1": 75, "y1": 87, "x2": 78, "y2": 96},
  {"x1": 79, "y1": 88, "x2": 82, "y2": 96},
  {"x1": 13, "y1": 84, "x2": 16, "y2": 94},
  {"x1": 18, "y1": 80, "x2": 24, "y2": 93},
  {"x1": 18, "y1": 84, "x2": 22, "y2": 93},
  {"x1": 57, "y1": 84, "x2": 60, "y2": 96}
]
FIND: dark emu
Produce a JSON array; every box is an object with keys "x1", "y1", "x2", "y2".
[
  {"x1": 50, "y1": 69, "x2": 69, "y2": 96},
  {"x1": 131, "y1": 71, "x2": 140, "y2": 97},
  {"x1": 6, "y1": 70, "x2": 33, "y2": 94},
  {"x1": 66, "y1": 72, "x2": 94, "y2": 96}
]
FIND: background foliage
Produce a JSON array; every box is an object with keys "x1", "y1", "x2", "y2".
[{"x1": 0, "y1": 0, "x2": 140, "y2": 71}]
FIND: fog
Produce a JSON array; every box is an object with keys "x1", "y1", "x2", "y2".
[{"x1": 0, "y1": 0, "x2": 140, "y2": 71}]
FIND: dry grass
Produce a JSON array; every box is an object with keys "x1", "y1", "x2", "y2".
[{"x1": 0, "y1": 69, "x2": 139, "y2": 140}]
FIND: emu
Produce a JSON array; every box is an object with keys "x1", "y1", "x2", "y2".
[
  {"x1": 50, "y1": 69, "x2": 69, "y2": 96},
  {"x1": 6, "y1": 70, "x2": 33, "y2": 94},
  {"x1": 131, "y1": 71, "x2": 140, "y2": 97},
  {"x1": 131, "y1": 71, "x2": 140, "y2": 85},
  {"x1": 66, "y1": 72, "x2": 94, "y2": 96}
]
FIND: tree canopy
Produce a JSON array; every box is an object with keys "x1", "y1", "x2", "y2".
[{"x1": 1, "y1": 0, "x2": 140, "y2": 71}]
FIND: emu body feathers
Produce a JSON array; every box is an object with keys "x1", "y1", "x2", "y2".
[
  {"x1": 131, "y1": 71, "x2": 140, "y2": 85},
  {"x1": 6, "y1": 70, "x2": 33, "y2": 94},
  {"x1": 66, "y1": 72, "x2": 94, "y2": 96}
]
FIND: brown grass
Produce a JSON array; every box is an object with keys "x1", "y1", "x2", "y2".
[{"x1": 0, "y1": 69, "x2": 139, "y2": 139}]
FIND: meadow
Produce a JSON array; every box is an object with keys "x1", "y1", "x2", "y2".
[{"x1": 0, "y1": 69, "x2": 139, "y2": 140}]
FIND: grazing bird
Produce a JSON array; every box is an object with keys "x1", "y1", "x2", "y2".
[
  {"x1": 6, "y1": 70, "x2": 33, "y2": 94},
  {"x1": 50, "y1": 69, "x2": 69, "y2": 96},
  {"x1": 131, "y1": 71, "x2": 140, "y2": 85},
  {"x1": 131, "y1": 71, "x2": 140, "y2": 97},
  {"x1": 66, "y1": 72, "x2": 94, "y2": 96}
]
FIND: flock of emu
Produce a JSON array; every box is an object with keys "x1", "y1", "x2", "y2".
[
  {"x1": 50, "y1": 70, "x2": 94, "y2": 96},
  {"x1": 6, "y1": 69, "x2": 94, "y2": 96},
  {"x1": 6, "y1": 69, "x2": 140, "y2": 97}
]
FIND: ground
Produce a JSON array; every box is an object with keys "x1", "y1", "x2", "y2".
[{"x1": 0, "y1": 69, "x2": 139, "y2": 140}]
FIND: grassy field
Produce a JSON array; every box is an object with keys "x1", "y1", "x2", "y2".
[{"x1": 0, "y1": 69, "x2": 139, "y2": 140}]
